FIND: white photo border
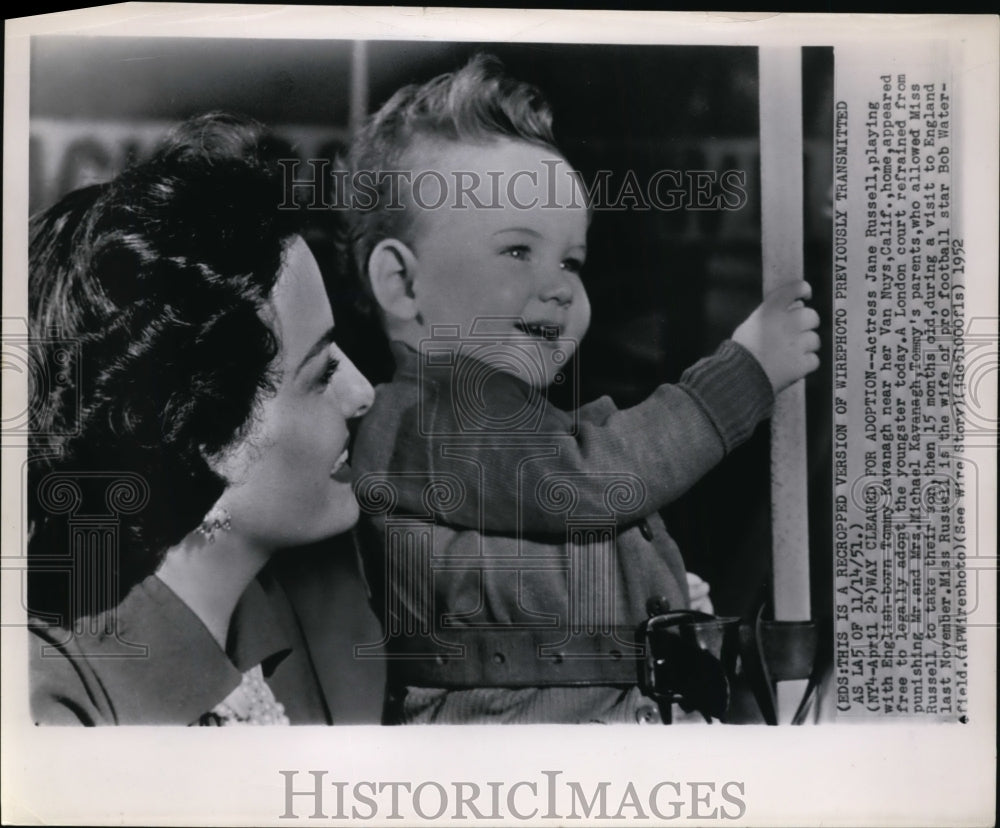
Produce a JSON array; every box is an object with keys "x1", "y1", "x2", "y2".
[{"x1": 3, "y1": 7, "x2": 996, "y2": 827}]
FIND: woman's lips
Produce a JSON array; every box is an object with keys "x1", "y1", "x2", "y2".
[{"x1": 330, "y1": 449, "x2": 352, "y2": 482}]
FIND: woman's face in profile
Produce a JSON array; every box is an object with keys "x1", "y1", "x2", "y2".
[{"x1": 211, "y1": 236, "x2": 374, "y2": 549}]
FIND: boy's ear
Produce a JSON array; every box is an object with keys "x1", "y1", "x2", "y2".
[{"x1": 368, "y1": 239, "x2": 420, "y2": 321}]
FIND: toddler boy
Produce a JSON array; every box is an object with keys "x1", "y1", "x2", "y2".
[{"x1": 346, "y1": 56, "x2": 820, "y2": 724}]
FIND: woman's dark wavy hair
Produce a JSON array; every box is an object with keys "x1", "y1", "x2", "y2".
[{"x1": 28, "y1": 112, "x2": 301, "y2": 620}]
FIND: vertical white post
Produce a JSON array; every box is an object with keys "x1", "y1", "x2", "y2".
[
  {"x1": 758, "y1": 47, "x2": 811, "y2": 723},
  {"x1": 349, "y1": 40, "x2": 369, "y2": 136}
]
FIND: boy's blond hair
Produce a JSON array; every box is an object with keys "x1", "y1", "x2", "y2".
[{"x1": 339, "y1": 53, "x2": 560, "y2": 309}]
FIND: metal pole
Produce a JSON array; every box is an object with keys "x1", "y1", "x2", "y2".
[
  {"x1": 758, "y1": 46, "x2": 812, "y2": 723},
  {"x1": 349, "y1": 40, "x2": 369, "y2": 136}
]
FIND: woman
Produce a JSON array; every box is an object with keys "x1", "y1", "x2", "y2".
[{"x1": 28, "y1": 112, "x2": 377, "y2": 725}]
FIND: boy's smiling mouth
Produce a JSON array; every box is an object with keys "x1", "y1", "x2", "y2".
[{"x1": 514, "y1": 321, "x2": 562, "y2": 340}]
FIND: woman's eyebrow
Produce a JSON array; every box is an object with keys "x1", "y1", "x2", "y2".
[{"x1": 294, "y1": 326, "x2": 337, "y2": 378}]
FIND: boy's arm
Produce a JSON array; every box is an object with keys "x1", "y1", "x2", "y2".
[
  {"x1": 386, "y1": 339, "x2": 773, "y2": 535},
  {"x1": 369, "y1": 280, "x2": 819, "y2": 535}
]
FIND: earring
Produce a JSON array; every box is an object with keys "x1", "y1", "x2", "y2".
[{"x1": 197, "y1": 507, "x2": 232, "y2": 544}]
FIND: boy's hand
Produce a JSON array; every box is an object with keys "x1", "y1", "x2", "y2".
[
  {"x1": 732, "y1": 280, "x2": 820, "y2": 394},
  {"x1": 686, "y1": 572, "x2": 714, "y2": 614}
]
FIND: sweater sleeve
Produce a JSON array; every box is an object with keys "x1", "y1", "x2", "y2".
[
  {"x1": 676, "y1": 339, "x2": 774, "y2": 453},
  {"x1": 380, "y1": 340, "x2": 773, "y2": 535}
]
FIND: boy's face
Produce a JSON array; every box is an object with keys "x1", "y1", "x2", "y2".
[{"x1": 403, "y1": 138, "x2": 591, "y2": 388}]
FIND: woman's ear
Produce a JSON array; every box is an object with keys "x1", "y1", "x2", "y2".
[
  {"x1": 200, "y1": 439, "x2": 250, "y2": 489},
  {"x1": 367, "y1": 239, "x2": 420, "y2": 321}
]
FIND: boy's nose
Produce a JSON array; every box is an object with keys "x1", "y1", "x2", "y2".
[{"x1": 538, "y1": 268, "x2": 574, "y2": 305}]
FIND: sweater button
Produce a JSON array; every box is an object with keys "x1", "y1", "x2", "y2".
[
  {"x1": 639, "y1": 520, "x2": 654, "y2": 541},
  {"x1": 635, "y1": 704, "x2": 662, "y2": 724}
]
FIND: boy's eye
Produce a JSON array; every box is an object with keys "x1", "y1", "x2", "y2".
[
  {"x1": 502, "y1": 244, "x2": 532, "y2": 262},
  {"x1": 561, "y1": 257, "x2": 584, "y2": 274}
]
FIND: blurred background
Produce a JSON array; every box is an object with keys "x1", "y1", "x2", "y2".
[{"x1": 30, "y1": 37, "x2": 832, "y2": 631}]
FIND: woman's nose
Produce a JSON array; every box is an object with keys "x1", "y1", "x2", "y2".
[{"x1": 339, "y1": 359, "x2": 375, "y2": 419}]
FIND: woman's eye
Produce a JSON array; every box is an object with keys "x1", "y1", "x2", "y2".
[
  {"x1": 561, "y1": 257, "x2": 584, "y2": 274},
  {"x1": 317, "y1": 356, "x2": 341, "y2": 388}
]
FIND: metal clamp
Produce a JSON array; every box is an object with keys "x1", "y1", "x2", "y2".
[{"x1": 639, "y1": 610, "x2": 742, "y2": 722}]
